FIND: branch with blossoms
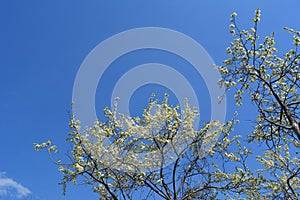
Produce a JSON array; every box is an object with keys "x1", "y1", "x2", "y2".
[
  {"x1": 216, "y1": 8, "x2": 300, "y2": 199},
  {"x1": 35, "y1": 94, "x2": 254, "y2": 199},
  {"x1": 218, "y1": 9, "x2": 300, "y2": 142}
]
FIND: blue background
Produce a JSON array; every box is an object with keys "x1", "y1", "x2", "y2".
[{"x1": 1, "y1": 1, "x2": 299, "y2": 199}]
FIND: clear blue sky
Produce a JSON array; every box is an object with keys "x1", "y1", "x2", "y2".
[{"x1": 0, "y1": 1, "x2": 299, "y2": 199}]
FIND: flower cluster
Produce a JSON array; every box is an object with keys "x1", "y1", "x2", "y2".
[{"x1": 216, "y1": 9, "x2": 300, "y2": 199}]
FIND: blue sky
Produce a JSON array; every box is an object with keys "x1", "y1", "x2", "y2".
[{"x1": 1, "y1": 1, "x2": 300, "y2": 199}]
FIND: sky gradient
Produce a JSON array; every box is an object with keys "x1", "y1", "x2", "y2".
[{"x1": 1, "y1": 1, "x2": 300, "y2": 199}]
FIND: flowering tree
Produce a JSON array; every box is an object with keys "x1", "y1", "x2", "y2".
[
  {"x1": 35, "y1": 9, "x2": 300, "y2": 200},
  {"x1": 217, "y1": 9, "x2": 300, "y2": 199},
  {"x1": 35, "y1": 95, "x2": 253, "y2": 199}
]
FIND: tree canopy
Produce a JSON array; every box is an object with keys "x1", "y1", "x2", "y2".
[{"x1": 35, "y1": 9, "x2": 300, "y2": 200}]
